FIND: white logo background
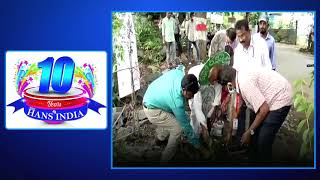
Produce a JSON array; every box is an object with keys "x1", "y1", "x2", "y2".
[{"x1": 5, "y1": 51, "x2": 107, "y2": 129}]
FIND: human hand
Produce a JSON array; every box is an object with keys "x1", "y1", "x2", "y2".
[
  {"x1": 241, "y1": 130, "x2": 251, "y2": 145},
  {"x1": 221, "y1": 95, "x2": 231, "y2": 112},
  {"x1": 200, "y1": 124, "x2": 210, "y2": 144}
]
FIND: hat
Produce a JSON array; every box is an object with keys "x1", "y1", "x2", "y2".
[
  {"x1": 198, "y1": 51, "x2": 230, "y2": 85},
  {"x1": 259, "y1": 15, "x2": 269, "y2": 23}
]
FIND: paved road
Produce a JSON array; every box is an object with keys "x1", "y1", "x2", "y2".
[{"x1": 276, "y1": 43, "x2": 314, "y2": 100}]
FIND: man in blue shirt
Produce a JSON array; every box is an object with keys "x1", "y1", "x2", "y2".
[
  {"x1": 143, "y1": 66, "x2": 201, "y2": 162},
  {"x1": 255, "y1": 15, "x2": 276, "y2": 70}
]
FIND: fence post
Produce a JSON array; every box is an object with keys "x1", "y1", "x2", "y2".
[{"x1": 295, "y1": 20, "x2": 298, "y2": 45}]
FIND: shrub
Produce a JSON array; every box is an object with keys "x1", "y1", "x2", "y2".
[{"x1": 134, "y1": 14, "x2": 165, "y2": 65}]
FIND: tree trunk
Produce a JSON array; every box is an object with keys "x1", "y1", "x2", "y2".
[{"x1": 245, "y1": 12, "x2": 250, "y2": 21}]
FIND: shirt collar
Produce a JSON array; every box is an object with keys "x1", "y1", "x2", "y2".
[
  {"x1": 266, "y1": 33, "x2": 271, "y2": 40},
  {"x1": 242, "y1": 35, "x2": 254, "y2": 52},
  {"x1": 260, "y1": 32, "x2": 270, "y2": 40},
  {"x1": 266, "y1": 33, "x2": 270, "y2": 40}
]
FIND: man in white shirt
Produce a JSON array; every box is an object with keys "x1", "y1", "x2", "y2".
[
  {"x1": 233, "y1": 19, "x2": 272, "y2": 71},
  {"x1": 232, "y1": 19, "x2": 272, "y2": 146},
  {"x1": 186, "y1": 13, "x2": 200, "y2": 65},
  {"x1": 162, "y1": 12, "x2": 176, "y2": 68}
]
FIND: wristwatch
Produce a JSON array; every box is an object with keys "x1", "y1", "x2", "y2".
[{"x1": 250, "y1": 129, "x2": 255, "y2": 135}]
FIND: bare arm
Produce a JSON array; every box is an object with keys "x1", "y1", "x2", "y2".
[{"x1": 248, "y1": 101, "x2": 269, "y2": 131}]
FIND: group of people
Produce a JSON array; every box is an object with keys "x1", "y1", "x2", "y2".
[
  {"x1": 145, "y1": 14, "x2": 292, "y2": 164},
  {"x1": 161, "y1": 12, "x2": 201, "y2": 68}
]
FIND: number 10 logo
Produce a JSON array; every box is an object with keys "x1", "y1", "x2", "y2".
[{"x1": 38, "y1": 56, "x2": 75, "y2": 93}]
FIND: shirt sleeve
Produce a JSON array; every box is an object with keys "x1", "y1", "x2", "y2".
[
  {"x1": 271, "y1": 40, "x2": 276, "y2": 70},
  {"x1": 213, "y1": 83, "x2": 222, "y2": 106},
  {"x1": 173, "y1": 19, "x2": 176, "y2": 34},
  {"x1": 190, "y1": 91, "x2": 207, "y2": 127},
  {"x1": 208, "y1": 39, "x2": 213, "y2": 57},
  {"x1": 171, "y1": 100, "x2": 200, "y2": 148},
  {"x1": 233, "y1": 48, "x2": 240, "y2": 71},
  {"x1": 241, "y1": 81, "x2": 266, "y2": 113}
]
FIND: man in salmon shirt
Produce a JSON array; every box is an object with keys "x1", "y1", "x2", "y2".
[{"x1": 218, "y1": 65, "x2": 292, "y2": 162}]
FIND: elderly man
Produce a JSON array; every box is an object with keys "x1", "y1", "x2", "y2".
[
  {"x1": 208, "y1": 28, "x2": 237, "y2": 57},
  {"x1": 188, "y1": 51, "x2": 232, "y2": 137},
  {"x1": 254, "y1": 15, "x2": 276, "y2": 70},
  {"x1": 218, "y1": 65, "x2": 292, "y2": 162},
  {"x1": 143, "y1": 65, "x2": 201, "y2": 162}
]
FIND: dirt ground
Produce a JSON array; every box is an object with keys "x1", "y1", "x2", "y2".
[{"x1": 113, "y1": 109, "x2": 313, "y2": 167}]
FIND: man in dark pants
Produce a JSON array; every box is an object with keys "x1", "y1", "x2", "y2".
[
  {"x1": 186, "y1": 13, "x2": 200, "y2": 65},
  {"x1": 143, "y1": 65, "x2": 210, "y2": 162},
  {"x1": 173, "y1": 14, "x2": 182, "y2": 58},
  {"x1": 247, "y1": 107, "x2": 290, "y2": 162},
  {"x1": 231, "y1": 19, "x2": 272, "y2": 151},
  {"x1": 218, "y1": 66, "x2": 292, "y2": 163}
]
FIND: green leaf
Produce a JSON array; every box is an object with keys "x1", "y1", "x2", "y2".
[
  {"x1": 296, "y1": 101, "x2": 308, "y2": 112},
  {"x1": 293, "y1": 79, "x2": 302, "y2": 88},
  {"x1": 297, "y1": 119, "x2": 306, "y2": 133},
  {"x1": 293, "y1": 90, "x2": 302, "y2": 97},
  {"x1": 302, "y1": 79, "x2": 307, "y2": 86},
  {"x1": 309, "y1": 80, "x2": 314, "y2": 88},
  {"x1": 294, "y1": 94, "x2": 302, "y2": 108},
  {"x1": 113, "y1": 64, "x2": 117, "y2": 73},
  {"x1": 309, "y1": 71, "x2": 314, "y2": 87},
  {"x1": 148, "y1": 65, "x2": 159, "y2": 73},
  {"x1": 303, "y1": 129, "x2": 309, "y2": 142},
  {"x1": 309, "y1": 129, "x2": 314, "y2": 141},
  {"x1": 306, "y1": 103, "x2": 314, "y2": 120},
  {"x1": 299, "y1": 142, "x2": 307, "y2": 158}
]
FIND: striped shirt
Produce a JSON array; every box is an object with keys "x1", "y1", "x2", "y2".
[{"x1": 237, "y1": 67, "x2": 292, "y2": 113}]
